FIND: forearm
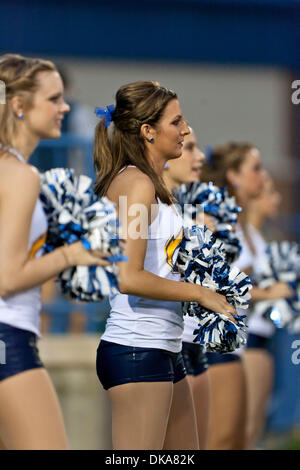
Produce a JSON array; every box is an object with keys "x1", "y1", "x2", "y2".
[
  {"x1": 120, "y1": 268, "x2": 205, "y2": 304},
  {"x1": 0, "y1": 247, "x2": 68, "y2": 297},
  {"x1": 250, "y1": 286, "x2": 270, "y2": 302}
]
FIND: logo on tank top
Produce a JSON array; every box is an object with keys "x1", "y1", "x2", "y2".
[
  {"x1": 29, "y1": 233, "x2": 47, "y2": 259},
  {"x1": 165, "y1": 227, "x2": 183, "y2": 271}
]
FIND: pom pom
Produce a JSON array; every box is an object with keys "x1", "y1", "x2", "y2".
[
  {"x1": 176, "y1": 225, "x2": 252, "y2": 353},
  {"x1": 40, "y1": 168, "x2": 126, "y2": 301},
  {"x1": 193, "y1": 312, "x2": 247, "y2": 353},
  {"x1": 252, "y1": 241, "x2": 300, "y2": 329},
  {"x1": 174, "y1": 182, "x2": 242, "y2": 263}
]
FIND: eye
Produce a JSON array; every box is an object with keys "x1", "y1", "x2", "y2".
[
  {"x1": 172, "y1": 116, "x2": 182, "y2": 126},
  {"x1": 184, "y1": 143, "x2": 194, "y2": 151},
  {"x1": 50, "y1": 94, "x2": 62, "y2": 103}
]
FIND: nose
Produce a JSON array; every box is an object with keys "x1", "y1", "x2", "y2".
[
  {"x1": 181, "y1": 120, "x2": 190, "y2": 136},
  {"x1": 195, "y1": 149, "x2": 205, "y2": 164},
  {"x1": 62, "y1": 99, "x2": 70, "y2": 114}
]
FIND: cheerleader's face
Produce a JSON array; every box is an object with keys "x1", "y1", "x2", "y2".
[
  {"x1": 24, "y1": 70, "x2": 70, "y2": 139},
  {"x1": 147, "y1": 99, "x2": 190, "y2": 160},
  {"x1": 252, "y1": 175, "x2": 281, "y2": 218},
  {"x1": 166, "y1": 131, "x2": 205, "y2": 186},
  {"x1": 234, "y1": 148, "x2": 264, "y2": 198}
]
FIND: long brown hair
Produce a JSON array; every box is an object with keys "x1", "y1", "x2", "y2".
[
  {"x1": 94, "y1": 81, "x2": 178, "y2": 204},
  {"x1": 0, "y1": 53, "x2": 56, "y2": 151},
  {"x1": 201, "y1": 141, "x2": 254, "y2": 197}
]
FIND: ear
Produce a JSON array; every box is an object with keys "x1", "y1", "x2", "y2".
[
  {"x1": 140, "y1": 123, "x2": 156, "y2": 141},
  {"x1": 10, "y1": 95, "x2": 25, "y2": 118},
  {"x1": 226, "y1": 168, "x2": 240, "y2": 187}
]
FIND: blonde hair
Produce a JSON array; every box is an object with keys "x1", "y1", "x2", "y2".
[
  {"x1": 0, "y1": 53, "x2": 57, "y2": 151},
  {"x1": 94, "y1": 81, "x2": 178, "y2": 204}
]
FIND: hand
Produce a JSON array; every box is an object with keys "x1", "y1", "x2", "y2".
[
  {"x1": 264, "y1": 281, "x2": 294, "y2": 300},
  {"x1": 197, "y1": 288, "x2": 237, "y2": 323},
  {"x1": 61, "y1": 242, "x2": 111, "y2": 268}
]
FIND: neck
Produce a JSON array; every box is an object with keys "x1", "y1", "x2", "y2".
[
  {"x1": 146, "y1": 147, "x2": 168, "y2": 177},
  {"x1": 235, "y1": 191, "x2": 250, "y2": 230},
  {"x1": 10, "y1": 126, "x2": 40, "y2": 162},
  {"x1": 248, "y1": 207, "x2": 265, "y2": 231},
  {"x1": 162, "y1": 171, "x2": 178, "y2": 193}
]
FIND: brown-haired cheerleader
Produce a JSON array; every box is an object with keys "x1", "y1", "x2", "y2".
[
  {"x1": 201, "y1": 142, "x2": 292, "y2": 450},
  {"x1": 94, "y1": 81, "x2": 236, "y2": 450}
]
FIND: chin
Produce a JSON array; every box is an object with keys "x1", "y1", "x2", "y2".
[
  {"x1": 190, "y1": 174, "x2": 199, "y2": 183},
  {"x1": 43, "y1": 129, "x2": 61, "y2": 140},
  {"x1": 175, "y1": 149, "x2": 183, "y2": 159},
  {"x1": 168, "y1": 153, "x2": 181, "y2": 161}
]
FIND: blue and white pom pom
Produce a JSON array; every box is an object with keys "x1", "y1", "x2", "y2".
[
  {"x1": 176, "y1": 225, "x2": 252, "y2": 353},
  {"x1": 40, "y1": 168, "x2": 127, "y2": 301},
  {"x1": 174, "y1": 182, "x2": 242, "y2": 264},
  {"x1": 252, "y1": 241, "x2": 300, "y2": 329}
]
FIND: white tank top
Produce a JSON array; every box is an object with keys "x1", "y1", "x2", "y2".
[
  {"x1": 0, "y1": 149, "x2": 48, "y2": 337},
  {"x1": 102, "y1": 167, "x2": 184, "y2": 353}
]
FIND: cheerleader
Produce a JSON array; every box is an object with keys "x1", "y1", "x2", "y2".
[
  {"x1": 0, "y1": 54, "x2": 109, "y2": 449},
  {"x1": 201, "y1": 142, "x2": 292, "y2": 450},
  {"x1": 162, "y1": 129, "x2": 211, "y2": 449},
  {"x1": 243, "y1": 172, "x2": 284, "y2": 449},
  {"x1": 93, "y1": 81, "x2": 236, "y2": 450}
]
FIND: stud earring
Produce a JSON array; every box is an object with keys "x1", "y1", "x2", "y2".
[
  {"x1": 149, "y1": 137, "x2": 154, "y2": 143},
  {"x1": 18, "y1": 114, "x2": 24, "y2": 120}
]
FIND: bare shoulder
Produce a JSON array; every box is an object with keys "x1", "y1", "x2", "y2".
[
  {"x1": 107, "y1": 167, "x2": 156, "y2": 205},
  {"x1": 0, "y1": 155, "x2": 40, "y2": 197}
]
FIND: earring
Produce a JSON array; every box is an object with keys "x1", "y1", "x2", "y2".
[
  {"x1": 149, "y1": 137, "x2": 154, "y2": 143},
  {"x1": 18, "y1": 114, "x2": 24, "y2": 120}
]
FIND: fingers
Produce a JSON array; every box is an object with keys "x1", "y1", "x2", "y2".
[
  {"x1": 88, "y1": 251, "x2": 112, "y2": 266},
  {"x1": 221, "y1": 301, "x2": 237, "y2": 323},
  {"x1": 226, "y1": 312, "x2": 237, "y2": 324},
  {"x1": 90, "y1": 249, "x2": 110, "y2": 258},
  {"x1": 97, "y1": 259, "x2": 111, "y2": 267}
]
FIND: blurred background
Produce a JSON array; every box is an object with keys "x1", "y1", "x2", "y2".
[{"x1": 1, "y1": 0, "x2": 300, "y2": 449}]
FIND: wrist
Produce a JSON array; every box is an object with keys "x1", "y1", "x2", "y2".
[
  {"x1": 192, "y1": 284, "x2": 205, "y2": 304},
  {"x1": 60, "y1": 245, "x2": 72, "y2": 269},
  {"x1": 263, "y1": 287, "x2": 272, "y2": 300}
]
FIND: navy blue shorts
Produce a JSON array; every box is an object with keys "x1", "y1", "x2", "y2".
[
  {"x1": 96, "y1": 340, "x2": 187, "y2": 390},
  {"x1": 206, "y1": 352, "x2": 241, "y2": 366},
  {"x1": 181, "y1": 342, "x2": 208, "y2": 376},
  {"x1": 246, "y1": 333, "x2": 273, "y2": 352},
  {"x1": 0, "y1": 323, "x2": 44, "y2": 382}
]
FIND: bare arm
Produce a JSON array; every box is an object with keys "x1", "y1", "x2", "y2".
[
  {"x1": 251, "y1": 283, "x2": 294, "y2": 302},
  {"x1": 240, "y1": 266, "x2": 293, "y2": 302},
  {"x1": 0, "y1": 160, "x2": 109, "y2": 297},
  {"x1": 115, "y1": 170, "x2": 236, "y2": 318}
]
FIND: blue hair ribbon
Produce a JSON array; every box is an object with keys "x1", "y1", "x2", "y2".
[{"x1": 94, "y1": 104, "x2": 115, "y2": 127}]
